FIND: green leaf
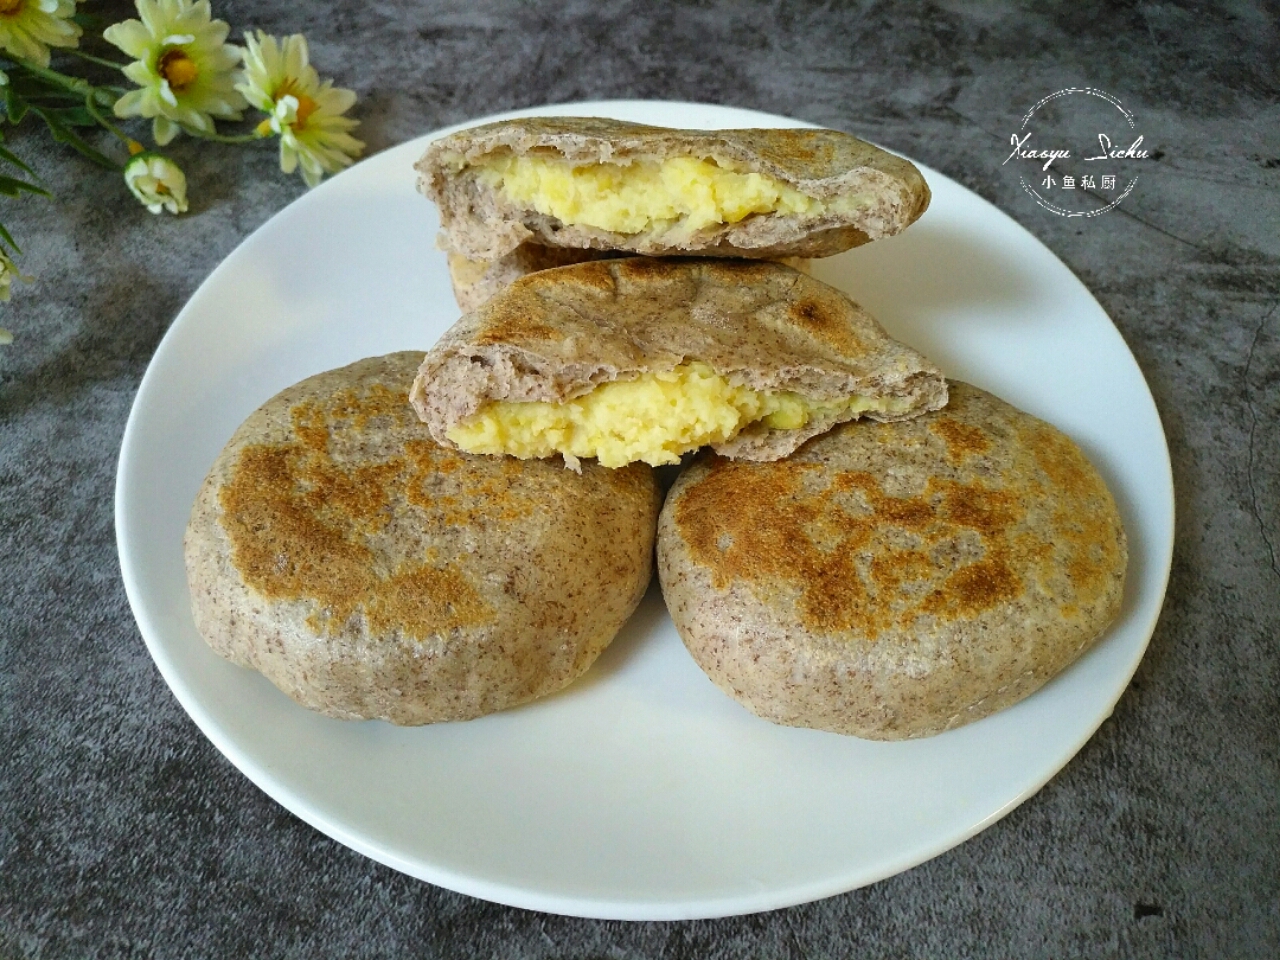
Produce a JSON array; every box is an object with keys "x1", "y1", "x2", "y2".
[
  {"x1": 0, "y1": 220, "x2": 20, "y2": 255},
  {"x1": 30, "y1": 90, "x2": 85, "y2": 107},
  {"x1": 0, "y1": 145, "x2": 40, "y2": 180},
  {"x1": 41, "y1": 104, "x2": 95, "y2": 127},
  {"x1": 8, "y1": 73, "x2": 74, "y2": 100},
  {"x1": 72, "y1": 11, "x2": 107, "y2": 31},
  {"x1": 0, "y1": 173, "x2": 49, "y2": 197},
  {"x1": 4, "y1": 85, "x2": 28, "y2": 124},
  {"x1": 11, "y1": 84, "x2": 83, "y2": 107},
  {"x1": 30, "y1": 106, "x2": 119, "y2": 170}
]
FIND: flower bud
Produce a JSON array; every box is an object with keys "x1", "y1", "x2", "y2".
[{"x1": 124, "y1": 152, "x2": 189, "y2": 215}]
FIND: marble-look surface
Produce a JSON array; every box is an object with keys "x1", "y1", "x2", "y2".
[{"x1": 2, "y1": 2, "x2": 1277, "y2": 958}]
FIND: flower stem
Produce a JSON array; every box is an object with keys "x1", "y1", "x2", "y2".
[
  {"x1": 83, "y1": 94, "x2": 131, "y2": 152},
  {"x1": 8, "y1": 56, "x2": 117, "y2": 109},
  {"x1": 63, "y1": 49, "x2": 130, "y2": 71},
  {"x1": 179, "y1": 126, "x2": 268, "y2": 145}
]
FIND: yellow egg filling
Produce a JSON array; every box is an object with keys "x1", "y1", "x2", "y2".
[
  {"x1": 474, "y1": 155, "x2": 866, "y2": 237},
  {"x1": 446, "y1": 362, "x2": 906, "y2": 468}
]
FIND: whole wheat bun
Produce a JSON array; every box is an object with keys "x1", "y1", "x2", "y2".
[
  {"x1": 418, "y1": 117, "x2": 930, "y2": 262},
  {"x1": 184, "y1": 353, "x2": 660, "y2": 725},
  {"x1": 410, "y1": 258, "x2": 947, "y2": 464},
  {"x1": 657, "y1": 382, "x2": 1128, "y2": 740}
]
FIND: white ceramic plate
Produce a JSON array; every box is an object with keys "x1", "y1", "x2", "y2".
[{"x1": 116, "y1": 101, "x2": 1173, "y2": 920}]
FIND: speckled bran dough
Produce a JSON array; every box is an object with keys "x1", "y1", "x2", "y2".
[
  {"x1": 446, "y1": 244, "x2": 812, "y2": 313},
  {"x1": 657, "y1": 382, "x2": 1128, "y2": 740},
  {"x1": 410, "y1": 258, "x2": 947, "y2": 463},
  {"x1": 183, "y1": 352, "x2": 660, "y2": 725},
  {"x1": 418, "y1": 117, "x2": 930, "y2": 262}
]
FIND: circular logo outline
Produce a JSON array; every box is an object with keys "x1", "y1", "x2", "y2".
[{"x1": 1016, "y1": 87, "x2": 1140, "y2": 219}]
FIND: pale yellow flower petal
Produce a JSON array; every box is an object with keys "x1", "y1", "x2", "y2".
[
  {"x1": 152, "y1": 115, "x2": 178, "y2": 146},
  {"x1": 113, "y1": 88, "x2": 146, "y2": 119},
  {"x1": 120, "y1": 60, "x2": 152, "y2": 88},
  {"x1": 104, "y1": 20, "x2": 153, "y2": 60},
  {"x1": 0, "y1": 0, "x2": 80, "y2": 67}
]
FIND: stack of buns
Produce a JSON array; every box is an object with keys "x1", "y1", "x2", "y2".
[{"x1": 185, "y1": 118, "x2": 1127, "y2": 739}]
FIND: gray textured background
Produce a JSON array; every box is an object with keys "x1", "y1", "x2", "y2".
[{"x1": 2, "y1": 1, "x2": 1278, "y2": 958}]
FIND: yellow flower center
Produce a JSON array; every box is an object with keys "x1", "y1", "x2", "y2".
[
  {"x1": 158, "y1": 49, "x2": 199, "y2": 92},
  {"x1": 275, "y1": 79, "x2": 319, "y2": 129},
  {"x1": 0, "y1": 0, "x2": 25, "y2": 16}
]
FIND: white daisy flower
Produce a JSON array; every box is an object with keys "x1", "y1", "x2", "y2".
[
  {"x1": 123, "y1": 151, "x2": 188, "y2": 214},
  {"x1": 105, "y1": 0, "x2": 246, "y2": 146},
  {"x1": 0, "y1": 0, "x2": 81, "y2": 69},
  {"x1": 236, "y1": 31, "x2": 363, "y2": 187}
]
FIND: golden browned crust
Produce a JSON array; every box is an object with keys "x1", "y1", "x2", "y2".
[
  {"x1": 657, "y1": 382, "x2": 1128, "y2": 740},
  {"x1": 447, "y1": 245, "x2": 625, "y2": 313},
  {"x1": 410, "y1": 258, "x2": 948, "y2": 463},
  {"x1": 184, "y1": 352, "x2": 660, "y2": 724},
  {"x1": 418, "y1": 117, "x2": 930, "y2": 261}
]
